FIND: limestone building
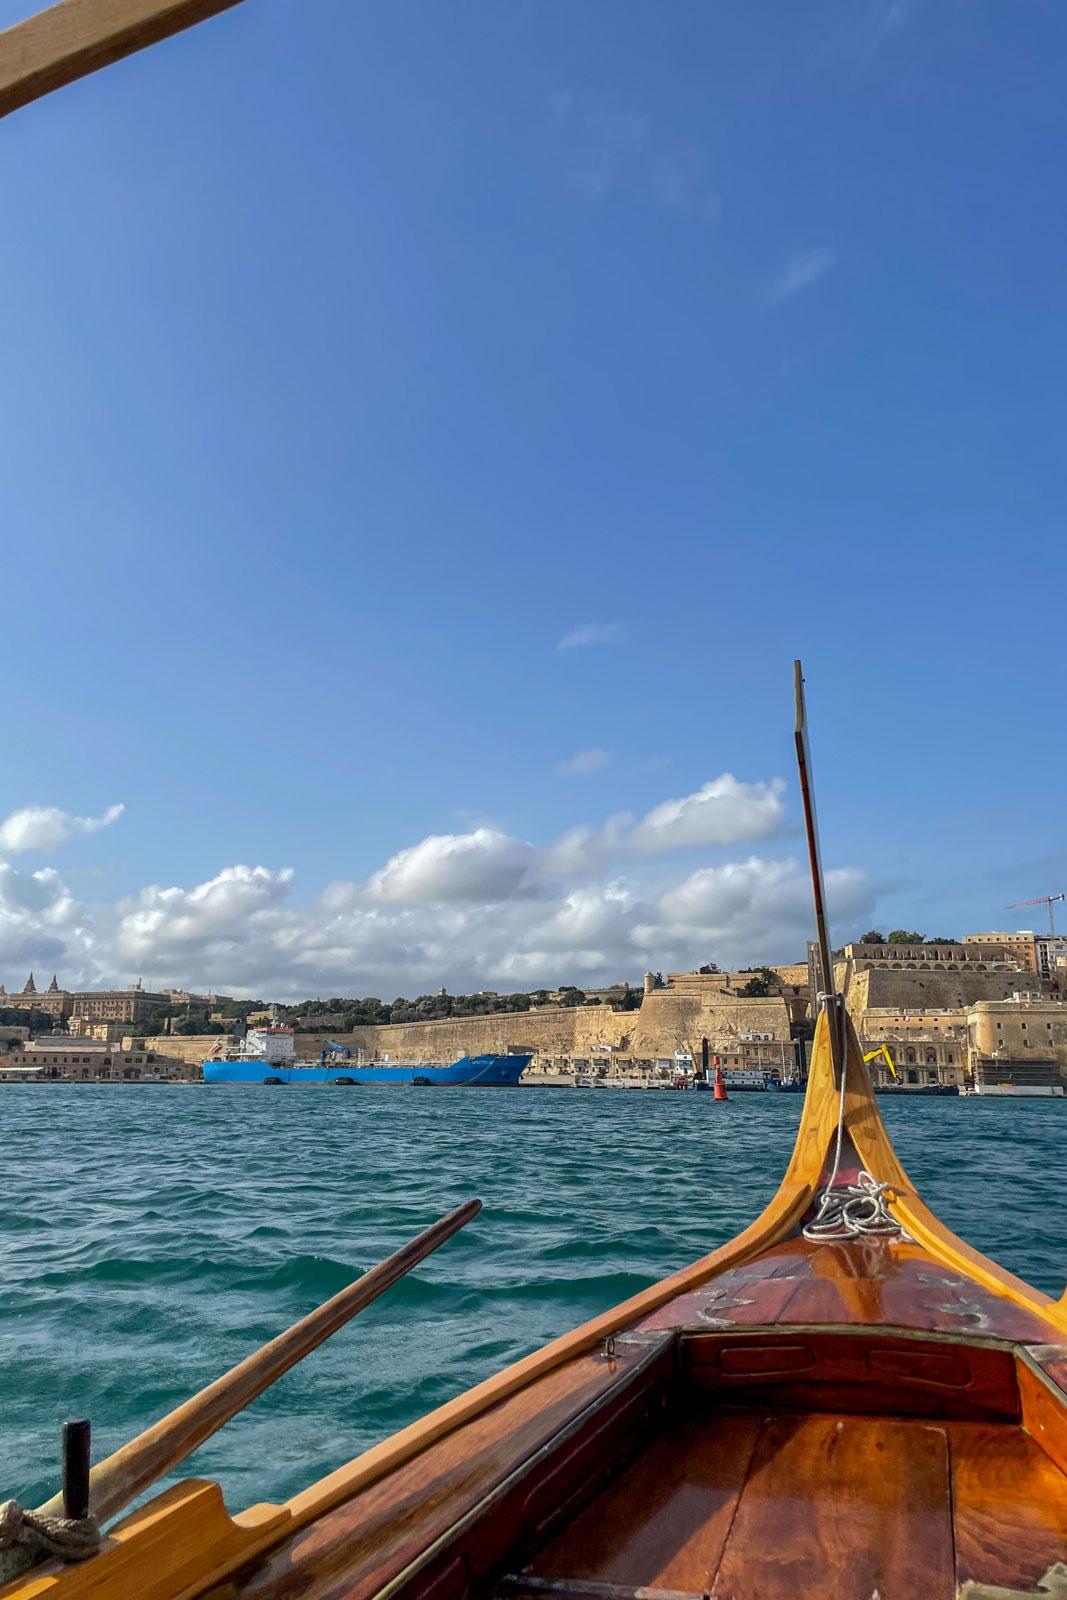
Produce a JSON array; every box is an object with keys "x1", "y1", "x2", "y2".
[
  {"x1": 0, "y1": 974, "x2": 72, "y2": 1019},
  {"x1": 858, "y1": 1009, "x2": 969, "y2": 1088},
  {"x1": 0, "y1": 1039, "x2": 195, "y2": 1082},
  {"x1": 964, "y1": 931, "x2": 1039, "y2": 973},
  {"x1": 967, "y1": 995, "x2": 1067, "y2": 1072},
  {"x1": 0, "y1": 976, "x2": 169, "y2": 1024}
]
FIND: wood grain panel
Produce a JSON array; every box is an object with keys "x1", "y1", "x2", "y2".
[
  {"x1": 1018, "y1": 1356, "x2": 1067, "y2": 1479},
  {"x1": 772, "y1": 1275, "x2": 886, "y2": 1327},
  {"x1": 213, "y1": 1341, "x2": 673, "y2": 1600},
  {"x1": 519, "y1": 1379, "x2": 667, "y2": 1550},
  {"x1": 686, "y1": 1331, "x2": 1019, "y2": 1422},
  {"x1": 711, "y1": 1415, "x2": 953, "y2": 1600},
  {"x1": 779, "y1": 1272, "x2": 1058, "y2": 1341},
  {"x1": 951, "y1": 1421, "x2": 1067, "y2": 1592},
  {"x1": 639, "y1": 1277, "x2": 802, "y2": 1332},
  {"x1": 529, "y1": 1416, "x2": 760, "y2": 1592}
]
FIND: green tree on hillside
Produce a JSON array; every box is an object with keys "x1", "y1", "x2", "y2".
[{"x1": 739, "y1": 967, "x2": 777, "y2": 998}]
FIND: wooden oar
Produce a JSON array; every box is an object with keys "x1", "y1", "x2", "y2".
[
  {"x1": 36, "y1": 1198, "x2": 481, "y2": 1526},
  {"x1": 0, "y1": 0, "x2": 250, "y2": 121}
]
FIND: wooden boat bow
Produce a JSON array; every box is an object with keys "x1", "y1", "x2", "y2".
[
  {"x1": 2, "y1": 2, "x2": 1064, "y2": 1565},
  {"x1": 6, "y1": 1003, "x2": 1066, "y2": 1600}
]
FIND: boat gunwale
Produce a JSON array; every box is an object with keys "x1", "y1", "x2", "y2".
[
  {"x1": 247, "y1": 1009, "x2": 1067, "y2": 1557},
  {"x1": 354, "y1": 1335, "x2": 678, "y2": 1600},
  {"x1": 6, "y1": 1016, "x2": 1066, "y2": 1600}
]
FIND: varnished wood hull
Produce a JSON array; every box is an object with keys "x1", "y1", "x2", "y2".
[{"x1": 7, "y1": 1009, "x2": 1067, "y2": 1600}]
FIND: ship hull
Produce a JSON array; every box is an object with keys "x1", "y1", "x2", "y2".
[{"x1": 202, "y1": 1053, "x2": 531, "y2": 1087}]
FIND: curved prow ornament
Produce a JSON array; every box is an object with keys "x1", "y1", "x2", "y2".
[{"x1": 794, "y1": 659, "x2": 847, "y2": 1085}]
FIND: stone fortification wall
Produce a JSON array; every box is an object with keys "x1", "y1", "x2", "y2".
[
  {"x1": 119, "y1": 984, "x2": 799, "y2": 1073},
  {"x1": 122, "y1": 1034, "x2": 213, "y2": 1064},
  {"x1": 845, "y1": 966, "x2": 1052, "y2": 1020},
  {"x1": 623, "y1": 991, "x2": 792, "y2": 1055},
  {"x1": 298, "y1": 1006, "x2": 623, "y2": 1064},
  {"x1": 297, "y1": 992, "x2": 794, "y2": 1066},
  {"x1": 770, "y1": 964, "x2": 810, "y2": 987},
  {"x1": 112, "y1": 991, "x2": 795, "y2": 1072},
  {"x1": 666, "y1": 968, "x2": 808, "y2": 996}
]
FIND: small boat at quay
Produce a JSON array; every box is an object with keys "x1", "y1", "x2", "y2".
[
  {"x1": 3, "y1": 15, "x2": 1066, "y2": 1597},
  {"x1": 3, "y1": 654, "x2": 1066, "y2": 1599}
]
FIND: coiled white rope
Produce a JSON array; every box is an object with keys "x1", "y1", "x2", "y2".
[
  {"x1": 802, "y1": 999, "x2": 906, "y2": 1244},
  {"x1": 0, "y1": 1499, "x2": 99, "y2": 1583}
]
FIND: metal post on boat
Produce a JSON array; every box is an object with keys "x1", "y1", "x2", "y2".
[{"x1": 61, "y1": 1419, "x2": 91, "y2": 1521}]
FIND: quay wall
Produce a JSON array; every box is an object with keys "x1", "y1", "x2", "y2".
[{"x1": 131, "y1": 992, "x2": 796, "y2": 1071}]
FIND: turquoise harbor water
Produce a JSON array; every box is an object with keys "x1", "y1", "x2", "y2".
[{"x1": 2, "y1": 1085, "x2": 1065, "y2": 1512}]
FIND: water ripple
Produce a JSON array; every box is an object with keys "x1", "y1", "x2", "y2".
[{"x1": 0, "y1": 1085, "x2": 1063, "y2": 1512}]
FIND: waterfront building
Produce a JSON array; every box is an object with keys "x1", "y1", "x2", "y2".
[
  {"x1": 968, "y1": 1054, "x2": 1063, "y2": 1094},
  {"x1": 857, "y1": 993, "x2": 1067, "y2": 1088},
  {"x1": 963, "y1": 931, "x2": 1039, "y2": 973},
  {"x1": 858, "y1": 1009, "x2": 968, "y2": 1088},
  {"x1": 0, "y1": 1038, "x2": 195, "y2": 1082},
  {"x1": 966, "y1": 994, "x2": 1067, "y2": 1072}
]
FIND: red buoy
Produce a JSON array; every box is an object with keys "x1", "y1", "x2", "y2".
[{"x1": 714, "y1": 1063, "x2": 729, "y2": 1101}]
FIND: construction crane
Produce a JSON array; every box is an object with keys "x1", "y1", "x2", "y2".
[
  {"x1": 1005, "y1": 893, "x2": 1066, "y2": 934},
  {"x1": 863, "y1": 1044, "x2": 898, "y2": 1080}
]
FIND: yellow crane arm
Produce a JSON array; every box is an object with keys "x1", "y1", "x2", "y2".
[{"x1": 863, "y1": 1043, "x2": 898, "y2": 1079}]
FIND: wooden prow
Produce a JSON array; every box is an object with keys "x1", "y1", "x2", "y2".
[
  {"x1": 0, "y1": 0, "x2": 248, "y2": 120},
  {"x1": 793, "y1": 660, "x2": 847, "y2": 1087},
  {"x1": 799, "y1": 1005, "x2": 1067, "y2": 1333},
  {"x1": 62, "y1": 1012, "x2": 1060, "y2": 1588}
]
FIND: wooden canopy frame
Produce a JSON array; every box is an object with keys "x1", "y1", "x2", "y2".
[{"x1": 0, "y1": 0, "x2": 248, "y2": 119}]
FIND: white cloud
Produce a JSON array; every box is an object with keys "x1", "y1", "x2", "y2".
[
  {"x1": 549, "y1": 97, "x2": 718, "y2": 214},
  {"x1": 766, "y1": 247, "x2": 837, "y2": 304},
  {"x1": 367, "y1": 829, "x2": 537, "y2": 906},
  {"x1": 555, "y1": 748, "x2": 609, "y2": 776},
  {"x1": 557, "y1": 622, "x2": 624, "y2": 652},
  {"x1": 0, "y1": 785, "x2": 877, "y2": 999},
  {"x1": 656, "y1": 857, "x2": 870, "y2": 947},
  {"x1": 116, "y1": 866, "x2": 295, "y2": 968},
  {"x1": 825, "y1": 0, "x2": 913, "y2": 67},
  {"x1": 0, "y1": 802, "x2": 124, "y2": 854},
  {"x1": 631, "y1": 775, "x2": 786, "y2": 852},
  {"x1": 0, "y1": 862, "x2": 90, "y2": 974}
]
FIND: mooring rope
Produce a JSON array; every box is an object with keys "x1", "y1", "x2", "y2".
[
  {"x1": 802, "y1": 998, "x2": 906, "y2": 1243},
  {"x1": 0, "y1": 1499, "x2": 100, "y2": 1582}
]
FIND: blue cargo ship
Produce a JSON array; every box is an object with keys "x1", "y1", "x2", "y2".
[{"x1": 203, "y1": 1052, "x2": 531, "y2": 1087}]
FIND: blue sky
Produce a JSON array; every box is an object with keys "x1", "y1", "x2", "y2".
[{"x1": 1, "y1": 0, "x2": 1065, "y2": 998}]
